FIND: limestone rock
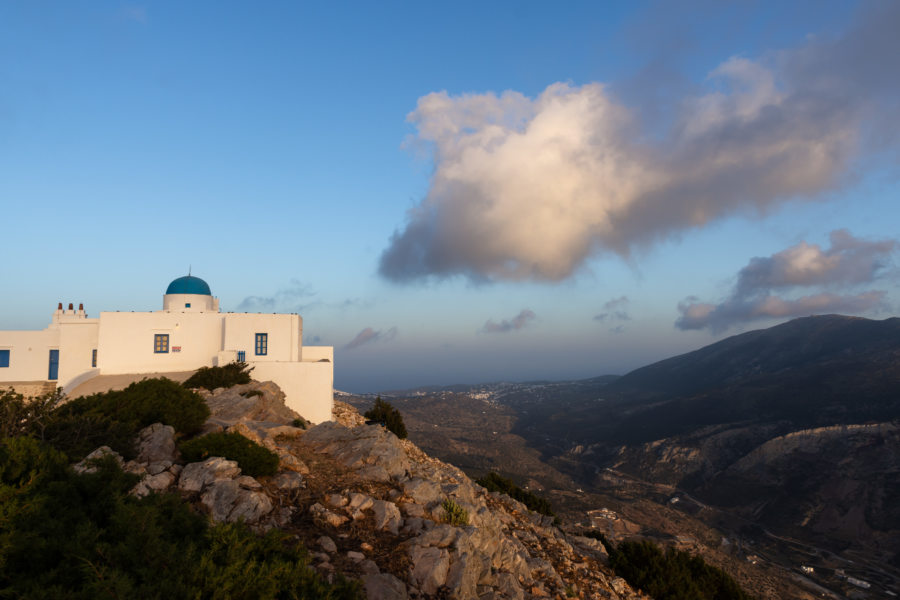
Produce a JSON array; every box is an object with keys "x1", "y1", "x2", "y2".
[
  {"x1": 309, "y1": 502, "x2": 349, "y2": 528},
  {"x1": 200, "y1": 478, "x2": 273, "y2": 524},
  {"x1": 132, "y1": 471, "x2": 177, "y2": 497},
  {"x1": 409, "y1": 545, "x2": 450, "y2": 595},
  {"x1": 348, "y1": 492, "x2": 374, "y2": 511},
  {"x1": 178, "y1": 457, "x2": 241, "y2": 493},
  {"x1": 204, "y1": 381, "x2": 300, "y2": 425},
  {"x1": 318, "y1": 535, "x2": 338, "y2": 553},
  {"x1": 402, "y1": 478, "x2": 442, "y2": 506},
  {"x1": 135, "y1": 423, "x2": 177, "y2": 465},
  {"x1": 73, "y1": 446, "x2": 124, "y2": 474},
  {"x1": 372, "y1": 499, "x2": 402, "y2": 535},
  {"x1": 362, "y1": 573, "x2": 408, "y2": 600},
  {"x1": 273, "y1": 471, "x2": 305, "y2": 491},
  {"x1": 300, "y1": 421, "x2": 411, "y2": 480}
]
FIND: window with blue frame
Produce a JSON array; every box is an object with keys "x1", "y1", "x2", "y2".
[
  {"x1": 0, "y1": 349, "x2": 9, "y2": 368},
  {"x1": 255, "y1": 333, "x2": 268, "y2": 356},
  {"x1": 154, "y1": 334, "x2": 169, "y2": 353},
  {"x1": 92, "y1": 349, "x2": 97, "y2": 367},
  {"x1": 185, "y1": 303, "x2": 191, "y2": 308}
]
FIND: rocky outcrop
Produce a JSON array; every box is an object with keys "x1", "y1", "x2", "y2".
[
  {"x1": 296, "y1": 412, "x2": 648, "y2": 599},
  {"x1": 72, "y1": 388, "x2": 647, "y2": 599},
  {"x1": 199, "y1": 381, "x2": 300, "y2": 427}
]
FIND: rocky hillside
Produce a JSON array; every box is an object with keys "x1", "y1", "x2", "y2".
[{"x1": 84, "y1": 380, "x2": 649, "y2": 600}]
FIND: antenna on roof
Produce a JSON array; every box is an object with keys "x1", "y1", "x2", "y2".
[{"x1": 189, "y1": 265, "x2": 192, "y2": 276}]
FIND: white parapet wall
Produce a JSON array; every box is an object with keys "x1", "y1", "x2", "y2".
[{"x1": 250, "y1": 360, "x2": 334, "y2": 424}]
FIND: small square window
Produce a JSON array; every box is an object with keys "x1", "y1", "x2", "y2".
[
  {"x1": 91, "y1": 349, "x2": 97, "y2": 368},
  {"x1": 185, "y1": 303, "x2": 191, "y2": 308},
  {"x1": 255, "y1": 333, "x2": 268, "y2": 356},
  {"x1": 154, "y1": 334, "x2": 169, "y2": 354},
  {"x1": 0, "y1": 349, "x2": 9, "y2": 368}
]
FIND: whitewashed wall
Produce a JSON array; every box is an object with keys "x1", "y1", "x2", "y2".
[
  {"x1": 223, "y1": 313, "x2": 301, "y2": 362},
  {"x1": 57, "y1": 321, "x2": 99, "y2": 388},
  {"x1": 97, "y1": 312, "x2": 224, "y2": 374},
  {"x1": 250, "y1": 360, "x2": 333, "y2": 423},
  {"x1": 0, "y1": 329, "x2": 59, "y2": 382}
]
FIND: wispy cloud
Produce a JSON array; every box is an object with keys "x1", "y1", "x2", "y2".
[
  {"x1": 594, "y1": 296, "x2": 631, "y2": 333},
  {"x1": 676, "y1": 230, "x2": 896, "y2": 332},
  {"x1": 480, "y1": 309, "x2": 536, "y2": 334},
  {"x1": 237, "y1": 279, "x2": 316, "y2": 313},
  {"x1": 345, "y1": 327, "x2": 398, "y2": 350},
  {"x1": 594, "y1": 296, "x2": 631, "y2": 322},
  {"x1": 379, "y1": 4, "x2": 900, "y2": 283}
]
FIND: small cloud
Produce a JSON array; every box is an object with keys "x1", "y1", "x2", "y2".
[
  {"x1": 237, "y1": 279, "x2": 316, "y2": 313},
  {"x1": 595, "y1": 296, "x2": 631, "y2": 333},
  {"x1": 345, "y1": 327, "x2": 398, "y2": 350},
  {"x1": 594, "y1": 296, "x2": 631, "y2": 322},
  {"x1": 676, "y1": 230, "x2": 896, "y2": 332},
  {"x1": 480, "y1": 309, "x2": 536, "y2": 334}
]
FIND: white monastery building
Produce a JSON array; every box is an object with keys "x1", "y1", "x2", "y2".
[{"x1": 0, "y1": 275, "x2": 334, "y2": 423}]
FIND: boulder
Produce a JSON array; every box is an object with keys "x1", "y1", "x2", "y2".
[
  {"x1": 178, "y1": 457, "x2": 241, "y2": 493},
  {"x1": 409, "y1": 545, "x2": 450, "y2": 595},
  {"x1": 362, "y1": 573, "x2": 408, "y2": 600},
  {"x1": 402, "y1": 478, "x2": 442, "y2": 506},
  {"x1": 301, "y1": 422, "x2": 410, "y2": 480},
  {"x1": 318, "y1": 535, "x2": 338, "y2": 553},
  {"x1": 200, "y1": 479, "x2": 273, "y2": 524},
  {"x1": 204, "y1": 381, "x2": 300, "y2": 425},
  {"x1": 135, "y1": 423, "x2": 177, "y2": 465},
  {"x1": 372, "y1": 500, "x2": 402, "y2": 535}
]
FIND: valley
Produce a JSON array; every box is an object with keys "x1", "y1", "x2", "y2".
[{"x1": 345, "y1": 314, "x2": 900, "y2": 599}]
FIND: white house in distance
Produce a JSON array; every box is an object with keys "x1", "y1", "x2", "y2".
[{"x1": 0, "y1": 275, "x2": 334, "y2": 423}]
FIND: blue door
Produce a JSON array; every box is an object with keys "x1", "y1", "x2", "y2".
[{"x1": 48, "y1": 349, "x2": 59, "y2": 380}]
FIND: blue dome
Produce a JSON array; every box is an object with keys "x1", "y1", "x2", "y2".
[{"x1": 166, "y1": 275, "x2": 212, "y2": 296}]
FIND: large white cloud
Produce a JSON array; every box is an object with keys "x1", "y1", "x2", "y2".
[
  {"x1": 379, "y1": 3, "x2": 900, "y2": 283},
  {"x1": 676, "y1": 230, "x2": 896, "y2": 332}
]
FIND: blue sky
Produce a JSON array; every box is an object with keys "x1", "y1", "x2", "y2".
[{"x1": 2, "y1": 1, "x2": 898, "y2": 392}]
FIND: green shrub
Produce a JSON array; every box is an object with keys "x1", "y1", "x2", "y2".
[
  {"x1": 291, "y1": 417, "x2": 307, "y2": 430},
  {"x1": 179, "y1": 432, "x2": 279, "y2": 478},
  {"x1": 364, "y1": 397, "x2": 407, "y2": 439},
  {"x1": 44, "y1": 378, "x2": 210, "y2": 460},
  {"x1": 606, "y1": 538, "x2": 754, "y2": 600},
  {"x1": 240, "y1": 389, "x2": 264, "y2": 398},
  {"x1": 1, "y1": 387, "x2": 63, "y2": 440},
  {"x1": 66, "y1": 378, "x2": 209, "y2": 436},
  {"x1": 0, "y1": 436, "x2": 361, "y2": 599},
  {"x1": 184, "y1": 361, "x2": 253, "y2": 390},
  {"x1": 476, "y1": 471, "x2": 557, "y2": 519},
  {"x1": 440, "y1": 498, "x2": 469, "y2": 526}
]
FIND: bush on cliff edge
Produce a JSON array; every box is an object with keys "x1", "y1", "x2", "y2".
[{"x1": 364, "y1": 397, "x2": 408, "y2": 439}]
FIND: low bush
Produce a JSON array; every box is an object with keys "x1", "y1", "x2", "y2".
[
  {"x1": 439, "y1": 498, "x2": 469, "y2": 526},
  {"x1": 240, "y1": 389, "x2": 264, "y2": 398},
  {"x1": 4, "y1": 379, "x2": 210, "y2": 461},
  {"x1": 179, "y1": 432, "x2": 279, "y2": 478},
  {"x1": 475, "y1": 472, "x2": 557, "y2": 520},
  {"x1": 291, "y1": 417, "x2": 307, "y2": 430},
  {"x1": 184, "y1": 361, "x2": 253, "y2": 390},
  {"x1": 604, "y1": 537, "x2": 754, "y2": 600},
  {"x1": 0, "y1": 436, "x2": 361, "y2": 599},
  {"x1": 364, "y1": 397, "x2": 407, "y2": 439}
]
